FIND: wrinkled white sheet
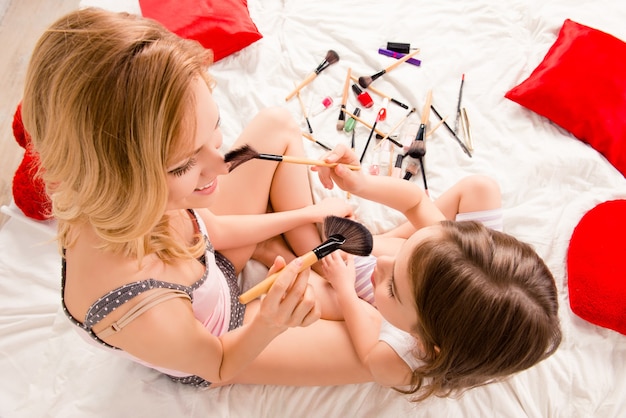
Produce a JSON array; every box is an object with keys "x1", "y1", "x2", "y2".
[{"x1": 2, "y1": 0, "x2": 626, "y2": 416}]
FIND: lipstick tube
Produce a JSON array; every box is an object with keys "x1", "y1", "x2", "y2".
[{"x1": 377, "y1": 48, "x2": 421, "y2": 67}]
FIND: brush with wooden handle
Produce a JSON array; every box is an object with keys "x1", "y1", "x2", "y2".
[
  {"x1": 239, "y1": 216, "x2": 373, "y2": 304},
  {"x1": 224, "y1": 145, "x2": 361, "y2": 172},
  {"x1": 285, "y1": 50, "x2": 340, "y2": 101},
  {"x1": 358, "y1": 48, "x2": 420, "y2": 88}
]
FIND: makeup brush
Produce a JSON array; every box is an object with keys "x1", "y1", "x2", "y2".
[
  {"x1": 239, "y1": 216, "x2": 373, "y2": 304},
  {"x1": 359, "y1": 107, "x2": 386, "y2": 163},
  {"x1": 460, "y1": 107, "x2": 473, "y2": 151},
  {"x1": 417, "y1": 158, "x2": 429, "y2": 196},
  {"x1": 301, "y1": 132, "x2": 332, "y2": 151},
  {"x1": 403, "y1": 161, "x2": 418, "y2": 181},
  {"x1": 295, "y1": 89, "x2": 313, "y2": 134},
  {"x1": 358, "y1": 48, "x2": 420, "y2": 88},
  {"x1": 374, "y1": 107, "x2": 416, "y2": 150},
  {"x1": 453, "y1": 74, "x2": 465, "y2": 134},
  {"x1": 224, "y1": 144, "x2": 361, "y2": 172},
  {"x1": 350, "y1": 75, "x2": 409, "y2": 109},
  {"x1": 429, "y1": 105, "x2": 472, "y2": 157},
  {"x1": 343, "y1": 109, "x2": 386, "y2": 138},
  {"x1": 285, "y1": 50, "x2": 340, "y2": 101},
  {"x1": 337, "y1": 68, "x2": 352, "y2": 130},
  {"x1": 405, "y1": 90, "x2": 432, "y2": 159}
]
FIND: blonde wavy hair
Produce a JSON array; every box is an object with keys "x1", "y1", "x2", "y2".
[{"x1": 22, "y1": 8, "x2": 214, "y2": 261}]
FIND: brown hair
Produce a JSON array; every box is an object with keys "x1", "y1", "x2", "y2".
[
  {"x1": 22, "y1": 8, "x2": 213, "y2": 261},
  {"x1": 402, "y1": 220, "x2": 561, "y2": 401}
]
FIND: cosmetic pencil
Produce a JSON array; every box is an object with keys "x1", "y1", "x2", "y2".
[{"x1": 430, "y1": 105, "x2": 472, "y2": 157}]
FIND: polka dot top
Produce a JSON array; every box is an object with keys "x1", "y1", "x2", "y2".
[{"x1": 60, "y1": 209, "x2": 245, "y2": 384}]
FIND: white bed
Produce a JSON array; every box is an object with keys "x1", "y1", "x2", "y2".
[{"x1": 2, "y1": 0, "x2": 626, "y2": 416}]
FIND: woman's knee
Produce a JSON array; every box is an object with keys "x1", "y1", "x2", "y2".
[{"x1": 246, "y1": 107, "x2": 301, "y2": 151}]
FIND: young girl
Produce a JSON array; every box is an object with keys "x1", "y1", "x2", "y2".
[
  {"x1": 21, "y1": 8, "x2": 371, "y2": 387},
  {"x1": 314, "y1": 145, "x2": 562, "y2": 400}
]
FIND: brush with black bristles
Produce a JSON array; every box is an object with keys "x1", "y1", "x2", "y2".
[
  {"x1": 224, "y1": 144, "x2": 361, "y2": 172},
  {"x1": 285, "y1": 50, "x2": 340, "y2": 101},
  {"x1": 358, "y1": 48, "x2": 420, "y2": 89},
  {"x1": 239, "y1": 216, "x2": 373, "y2": 304}
]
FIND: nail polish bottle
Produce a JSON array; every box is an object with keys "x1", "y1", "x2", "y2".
[
  {"x1": 351, "y1": 84, "x2": 373, "y2": 108},
  {"x1": 344, "y1": 107, "x2": 361, "y2": 133},
  {"x1": 312, "y1": 96, "x2": 334, "y2": 116}
]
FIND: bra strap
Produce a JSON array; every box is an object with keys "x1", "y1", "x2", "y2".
[{"x1": 96, "y1": 288, "x2": 191, "y2": 339}]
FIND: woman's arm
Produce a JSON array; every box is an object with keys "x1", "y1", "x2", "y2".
[
  {"x1": 102, "y1": 257, "x2": 320, "y2": 384},
  {"x1": 199, "y1": 197, "x2": 352, "y2": 252},
  {"x1": 321, "y1": 252, "x2": 412, "y2": 386}
]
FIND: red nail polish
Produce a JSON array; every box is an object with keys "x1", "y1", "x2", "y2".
[{"x1": 351, "y1": 84, "x2": 373, "y2": 108}]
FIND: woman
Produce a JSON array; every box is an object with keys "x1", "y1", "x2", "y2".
[{"x1": 22, "y1": 8, "x2": 370, "y2": 387}]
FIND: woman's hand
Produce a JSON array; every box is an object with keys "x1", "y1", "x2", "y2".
[
  {"x1": 256, "y1": 257, "x2": 320, "y2": 332},
  {"x1": 312, "y1": 144, "x2": 363, "y2": 193}
]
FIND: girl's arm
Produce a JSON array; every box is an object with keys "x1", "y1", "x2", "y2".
[
  {"x1": 198, "y1": 197, "x2": 352, "y2": 251},
  {"x1": 321, "y1": 252, "x2": 412, "y2": 386},
  {"x1": 314, "y1": 145, "x2": 446, "y2": 231}
]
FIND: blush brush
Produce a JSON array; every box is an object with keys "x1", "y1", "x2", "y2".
[
  {"x1": 224, "y1": 144, "x2": 361, "y2": 172},
  {"x1": 239, "y1": 216, "x2": 373, "y2": 304},
  {"x1": 337, "y1": 68, "x2": 352, "y2": 130},
  {"x1": 285, "y1": 50, "x2": 340, "y2": 101},
  {"x1": 405, "y1": 89, "x2": 432, "y2": 159},
  {"x1": 358, "y1": 48, "x2": 420, "y2": 88}
]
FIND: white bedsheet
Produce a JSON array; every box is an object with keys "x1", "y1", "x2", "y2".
[{"x1": 2, "y1": 0, "x2": 626, "y2": 416}]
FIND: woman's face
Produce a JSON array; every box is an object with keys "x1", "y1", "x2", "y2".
[
  {"x1": 166, "y1": 77, "x2": 229, "y2": 210},
  {"x1": 372, "y1": 224, "x2": 441, "y2": 334}
]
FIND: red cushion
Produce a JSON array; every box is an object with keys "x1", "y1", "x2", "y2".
[
  {"x1": 567, "y1": 200, "x2": 626, "y2": 335},
  {"x1": 505, "y1": 19, "x2": 626, "y2": 177},
  {"x1": 139, "y1": 0, "x2": 262, "y2": 62}
]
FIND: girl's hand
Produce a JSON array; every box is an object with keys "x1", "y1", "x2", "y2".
[
  {"x1": 257, "y1": 257, "x2": 320, "y2": 331},
  {"x1": 312, "y1": 144, "x2": 363, "y2": 192},
  {"x1": 321, "y1": 251, "x2": 357, "y2": 295}
]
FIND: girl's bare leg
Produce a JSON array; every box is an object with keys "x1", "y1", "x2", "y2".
[{"x1": 374, "y1": 175, "x2": 501, "y2": 255}]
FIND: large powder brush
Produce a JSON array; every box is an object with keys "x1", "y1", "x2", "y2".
[{"x1": 239, "y1": 216, "x2": 373, "y2": 304}]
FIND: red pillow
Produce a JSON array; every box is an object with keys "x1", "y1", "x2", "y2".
[
  {"x1": 567, "y1": 200, "x2": 626, "y2": 335},
  {"x1": 139, "y1": 0, "x2": 262, "y2": 62},
  {"x1": 505, "y1": 19, "x2": 626, "y2": 177}
]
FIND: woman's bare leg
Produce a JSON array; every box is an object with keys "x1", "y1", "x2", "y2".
[
  {"x1": 210, "y1": 108, "x2": 343, "y2": 318},
  {"x1": 210, "y1": 107, "x2": 324, "y2": 274},
  {"x1": 212, "y1": 300, "x2": 374, "y2": 386}
]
